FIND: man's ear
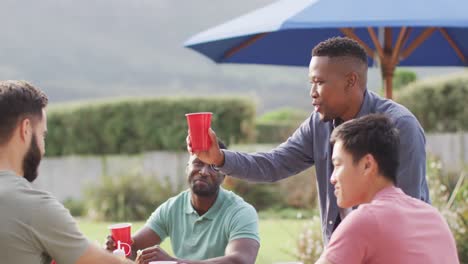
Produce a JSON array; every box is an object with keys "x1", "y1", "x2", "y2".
[
  {"x1": 361, "y1": 154, "x2": 372, "y2": 172},
  {"x1": 19, "y1": 118, "x2": 32, "y2": 143},
  {"x1": 346, "y1": 72, "x2": 358, "y2": 90},
  {"x1": 362, "y1": 153, "x2": 377, "y2": 176}
]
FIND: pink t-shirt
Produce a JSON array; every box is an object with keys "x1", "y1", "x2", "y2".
[{"x1": 326, "y1": 186, "x2": 459, "y2": 264}]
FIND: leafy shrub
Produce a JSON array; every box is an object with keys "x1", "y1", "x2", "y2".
[
  {"x1": 393, "y1": 69, "x2": 417, "y2": 90},
  {"x1": 63, "y1": 198, "x2": 86, "y2": 217},
  {"x1": 223, "y1": 177, "x2": 283, "y2": 211},
  {"x1": 84, "y1": 172, "x2": 179, "y2": 221},
  {"x1": 256, "y1": 122, "x2": 300, "y2": 143},
  {"x1": 223, "y1": 167, "x2": 317, "y2": 212},
  {"x1": 278, "y1": 168, "x2": 317, "y2": 209},
  {"x1": 257, "y1": 107, "x2": 309, "y2": 123},
  {"x1": 256, "y1": 108, "x2": 309, "y2": 143},
  {"x1": 295, "y1": 216, "x2": 323, "y2": 264},
  {"x1": 427, "y1": 157, "x2": 467, "y2": 263},
  {"x1": 396, "y1": 72, "x2": 468, "y2": 132},
  {"x1": 46, "y1": 96, "x2": 256, "y2": 156}
]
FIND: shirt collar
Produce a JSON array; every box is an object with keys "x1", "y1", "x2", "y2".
[
  {"x1": 332, "y1": 89, "x2": 370, "y2": 127},
  {"x1": 373, "y1": 185, "x2": 403, "y2": 200},
  {"x1": 184, "y1": 187, "x2": 225, "y2": 220},
  {"x1": 355, "y1": 89, "x2": 372, "y2": 118}
]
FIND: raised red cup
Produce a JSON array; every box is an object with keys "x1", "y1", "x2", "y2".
[{"x1": 186, "y1": 112, "x2": 212, "y2": 151}]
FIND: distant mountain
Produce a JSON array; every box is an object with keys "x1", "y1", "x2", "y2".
[{"x1": 0, "y1": 0, "x2": 464, "y2": 113}]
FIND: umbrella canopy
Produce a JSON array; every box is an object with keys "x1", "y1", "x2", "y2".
[{"x1": 185, "y1": 0, "x2": 468, "y2": 98}]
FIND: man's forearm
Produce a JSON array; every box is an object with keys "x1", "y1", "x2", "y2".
[{"x1": 178, "y1": 253, "x2": 254, "y2": 264}]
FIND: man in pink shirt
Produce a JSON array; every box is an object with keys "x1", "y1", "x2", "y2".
[{"x1": 315, "y1": 114, "x2": 459, "y2": 264}]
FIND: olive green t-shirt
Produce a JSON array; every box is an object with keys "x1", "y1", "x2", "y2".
[
  {"x1": 146, "y1": 187, "x2": 259, "y2": 260},
  {"x1": 0, "y1": 170, "x2": 89, "y2": 264}
]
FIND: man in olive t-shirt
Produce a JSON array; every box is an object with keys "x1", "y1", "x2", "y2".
[
  {"x1": 0, "y1": 80, "x2": 133, "y2": 264},
  {"x1": 0, "y1": 170, "x2": 90, "y2": 263}
]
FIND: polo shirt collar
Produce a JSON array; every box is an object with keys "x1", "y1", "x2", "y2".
[{"x1": 184, "y1": 187, "x2": 226, "y2": 220}]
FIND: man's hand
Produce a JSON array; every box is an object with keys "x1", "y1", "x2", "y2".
[
  {"x1": 186, "y1": 128, "x2": 225, "y2": 166},
  {"x1": 135, "y1": 245, "x2": 177, "y2": 264},
  {"x1": 105, "y1": 235, "x2": 117, "y2": 252}
]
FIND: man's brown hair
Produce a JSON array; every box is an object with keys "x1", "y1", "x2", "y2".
[{"x1": 0, "y1": 80, "x2": 48, "y2": 145}]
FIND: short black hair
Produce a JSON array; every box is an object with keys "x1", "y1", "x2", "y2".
[
  {"x1": 330, "y1": 114, "x2": 399, "y2": 184},
  {"x1": 312, "y1": 37, "x2": 368, "y2": 65},
  {"x1": 0, "y1": 80, "x2": 48, "y2": 145}
]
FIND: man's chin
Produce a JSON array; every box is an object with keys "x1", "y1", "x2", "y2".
[{"x1": 318, "y1": 113, "x2": 333, "y2": 123}]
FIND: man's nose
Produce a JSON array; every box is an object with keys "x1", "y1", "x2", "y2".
[
  {"x1": 330, "y1": 172, "x2": 337, "y2": 185},
  {"x1": 200, "y1": 165, "x2": 210, "y2": 175},
  {"x1": 310, "y1": 84, "x2": 318, "y2": 98}
]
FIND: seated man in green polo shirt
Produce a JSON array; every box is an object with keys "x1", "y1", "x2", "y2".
[{"x1": 106, "y1": 141, "x2": 260, "y2": 264}]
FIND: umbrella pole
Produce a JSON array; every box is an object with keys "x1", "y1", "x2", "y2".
[
  {"x1": 383, "y1": 72, "x2": 393, "y2": 99},
  {"x1": 381, "y1": 58, "x2": 395, "y2": 99}
]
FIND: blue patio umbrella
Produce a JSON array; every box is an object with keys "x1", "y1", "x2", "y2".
[{"x1": 185, "y1": 0, "x2": 468, "y2": 98}]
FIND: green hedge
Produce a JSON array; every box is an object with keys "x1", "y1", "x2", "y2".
[
  {"x1": 396, "y1": 72, "x2": 468, "y2": 132},
  {"x1": 256, "y1": 122, "x2": 299, "y2": 143},
  {"x1": 46, "y1": 97, "x2": 255, "y2": 156},
  {"x1": 256, "y1": 108, "x2": 309, "y2": 143}
]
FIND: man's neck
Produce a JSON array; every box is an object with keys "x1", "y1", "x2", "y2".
[
  {"x1": 341, "y1": 88, "x2": 365, "y2": 121},
  {"x1": 190, "y1": 191, "x2": 219, "y2": 216},
  {"x1": 0, "y1": 146, "x2": 22, "y2": 177},
  {"x1": 362, "y1": 177, "x2": 393, "y2": 204}
]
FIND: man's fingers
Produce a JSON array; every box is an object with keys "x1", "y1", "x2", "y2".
[
  {"x1": 186, "y1": 134, "x2": 193, "y2": 154},
  {"x1": 140, "y1": 251, "x2": 160, "y2": 262}
]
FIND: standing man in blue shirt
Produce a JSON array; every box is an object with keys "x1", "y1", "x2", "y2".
[{"x1": 187, "y1": 37, "x2": 430, "y2": 245}]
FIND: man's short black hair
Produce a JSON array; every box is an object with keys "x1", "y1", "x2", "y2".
[
  {"x1": 312, "y1": 37, "x2": 368, "y2": 65},
  {"x1": 330, "y1": 114, "x2": 399, "y2": 184}
]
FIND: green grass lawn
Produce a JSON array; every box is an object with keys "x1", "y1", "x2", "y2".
[{"x1": 78, "y1": 218, "x2": 306, "y2": 264}]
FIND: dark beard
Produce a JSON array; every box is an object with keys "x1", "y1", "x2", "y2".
[
  {"x1": 191, "y1": 182, "x2": 220, "y2": 197},
  {"x1": 22, "y1": 135, "x2": 42, "y2": 182}
]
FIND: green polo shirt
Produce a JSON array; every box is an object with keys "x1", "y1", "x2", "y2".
[{"x1": 145, "y1": 187, "x2": 259, "y2": 260}]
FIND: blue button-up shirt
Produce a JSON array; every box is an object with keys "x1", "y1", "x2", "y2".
[{"x1": 220, "y1": 90, "x2": 429, "y2": 245}]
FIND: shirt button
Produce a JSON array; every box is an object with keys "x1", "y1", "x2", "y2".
[{"x1": 329, "y1": 220, "x2": 333, "y2": 225}]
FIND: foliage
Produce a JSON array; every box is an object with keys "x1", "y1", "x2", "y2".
[
  {"x1": 84, "y1": 172, "x2": 178, "y2": 221},
  {"x1": 258, "y1": 208, "x2": 317, "y2": 220},
  {"x1": 256, "y1": 107, "x2": 309, "y2": 143},
  {"x1": 295, "y1": 216, "x2": 323, "y2": 264},
  {"x1": 427, "y1": 157, "x2": 467, "y2": 263},
  {"x1": 46, "y1": 96, "x2": 256, "y2": 156},
  {"x1": 256, "y1": 122, "x2": 300, "y2": 143},
  {"x1": 257, "y1": 107, "x2": 309, "y2": 123},
  {"x1": 392, "y1": 69, "x2": 417, "y2": 90},
  {"x1": 223, "y1": 167, "x2": 317, "y2": 211},
  {"x1": 396, "y1": 72, "x2": 468, "y2": 132},
  {"x1": 63, "y1": 198, "x2": 86, "y2": 217},
  {"x1": 223, "y1": 177, "x2": 283, "y2": 211}
]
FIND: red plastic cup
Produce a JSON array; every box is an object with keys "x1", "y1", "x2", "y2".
[
  {"x1": 108, "y1": 223, "x2": 132, "y2": 256},
  {"x1": 186, "y1": 112, "x2": 212, "y2": 151}
]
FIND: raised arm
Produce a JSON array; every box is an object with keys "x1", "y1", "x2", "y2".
[{"x1": 188, "y1": 117, "x2": 316, "y2": 183}]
